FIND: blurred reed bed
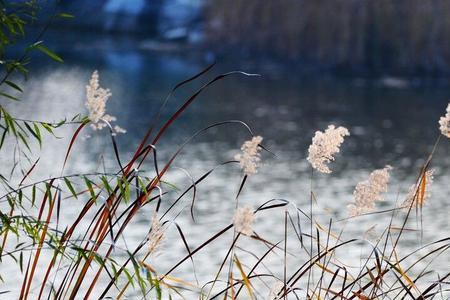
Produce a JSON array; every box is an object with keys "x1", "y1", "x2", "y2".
[
  {"x1": 1, "y1": 64, "x2": 450, "y2": 299},
  {"x1": 206, "y1": 0, "x2": 450, "y2": 75}
]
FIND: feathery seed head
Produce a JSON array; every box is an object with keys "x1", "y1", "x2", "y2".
[
  {"x1": 112, "y1": 125, "x2": 127, "y2": 136},
  {"x1": 401, "y1": 169, "x2": 434, "y2": 209},
  {"x1": 233, "y1": 205, "x2": 256, "y2": 236},
  {"x1": 234, "y1": 136, "x2": 263, "y2": 176},
  {"x1": 147, "y1": 213, "x2": 165, "y2": 256},
  {"x1": 307, "y1": 125, "x2": 350, "y2": 173},
  {"x1": 85, "y1": 70, "x2": 126, "y2": 133},
  {"x1": 86, "y1": 70, "x2": 111, "y2": 127},
  {"x1": 439, "y1": 103, "x2": 450, "y2": 138},
  {"x1": 348, "y1": 165, "x2": 392, "y2": 216}
]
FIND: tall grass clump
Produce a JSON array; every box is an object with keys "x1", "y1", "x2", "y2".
[
  {"x1": 1, "y1": 61, "x2": 450, "y2": 298},
  {"x1": 1, "y1": 3, "x2": 450, "y2": 300}
]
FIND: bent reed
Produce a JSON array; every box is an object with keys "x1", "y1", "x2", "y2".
[{"x1": 0, "y1": 66, "x2": 450, "y2": 300}]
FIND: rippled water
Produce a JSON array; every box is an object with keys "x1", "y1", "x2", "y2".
[{"x1": 2, "y1": 32, "x2": 450, "y2": 298}]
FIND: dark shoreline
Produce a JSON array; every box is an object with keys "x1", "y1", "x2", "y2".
[{"x1": 22, "y1": 25, "x2": 450, "y2": 85}]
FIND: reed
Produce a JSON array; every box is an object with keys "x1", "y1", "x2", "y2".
[
  {"x1": 0, "y1": 2, "x2": 450, "y2": 298},
  {"x1": 0, "y1": 63, "x2": 449, "y2": 299}
]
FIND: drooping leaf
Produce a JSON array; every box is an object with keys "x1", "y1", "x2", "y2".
[
  {"x1": 56, "y1": 12, "x2": 75, "y2": 19},
  {"x1": 4, "y1": 80, "x2": 22, "y2": 92},
  {"x1": 0, "y1": 92, "x2": 20, "y2": 101},
  {"x1": 64, "y1": 178, "x2": 78, "y2": 199},
  {"x1": 34, "y1": 43, "x2": 64, "y2": 63}
]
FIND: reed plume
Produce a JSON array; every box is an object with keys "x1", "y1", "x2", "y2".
[
  {"x1": 232, "y1": 206, "x2": 256, "y2": 236},
  {"x1": 439, "y1": 102, "x2": 450, "y2": 138},
  {"x1": 348, "y1": 165, "x2": 392, "y2": 216},
  {"x1": 307, "y1": 125, "x2": 349, "y2": 173},
  {"x1": 85, "y1": 70, "x2": 125, "y2": 134},
  {"x1": 147, "y1": 213, "x2": 165, "y2": 256},
  {"x1": 234, "y1": 136, "x2": 263, "y2": 176},
  {"x1": 401, "y1": 169, "x2": 434, "y2": 209}
]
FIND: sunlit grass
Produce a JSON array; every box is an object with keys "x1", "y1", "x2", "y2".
[{"x1": 0, "y1": 64, "x2": 449, "y2": 300}]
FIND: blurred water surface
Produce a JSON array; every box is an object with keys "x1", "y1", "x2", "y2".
[{"x1": 3, "y1": 32, "x2": 450, "y2": 298}]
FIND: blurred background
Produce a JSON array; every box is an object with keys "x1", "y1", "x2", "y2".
[
  {"x1": 52, "y1": 0, "x2": 450, "y2": 76},
  {"x1": 3, "y1": 0, "x2": 450, "y2": 295}
]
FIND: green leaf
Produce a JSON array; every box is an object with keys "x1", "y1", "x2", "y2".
[
  {"x1": 33, "y1": 123, "x2": 41, "y2": 146},
  {"x1": 41, "y1": 123, "x2": 53, "y2": 133},
  {"x1": 35, "y1": 44, "x2": 64, "y2": 63},
  {"x1": 123, "y1": 268, "x2": 135, "y2": 288},
  {"x1": 0, "y1": 128, "x2": 7, "y2": 149},
  {"x1": 3, "y1": 113, "x2": 17, "y2": 136},
  {"x1": 55, "y1": 119, "x2": 67, "y2": 127},
  {"x1": 45, "y1": 183, "x2": 53, "y2": 203},
  {"x1": 100, "y1": 176, "x2": 113, "y2": 195},
  {"x1": 137, "y1": 177, "x2": 148, "y2": 196},
  {"x1": 129, "y1": 253, "x2": 146, "y2": 295},
  {"x1": 64, "y1": 178, "x2": 78, "y2": 199},
  {"x1": 124, "y1": 179, "x2": 130, "y2": 202},
  {"x1": 15, "y1": 63, "x2": 29, "y2": 77},
  {"x1": 32, "y1": 184, "x2": 36, "y2": 207},
  {"x1": 41, "y1": 123, "x2": 61, "y2": 138},
  {"x1": 83, "y1": 176, "x2": 96, "y2": 199},
  {"x1": 118, "y1": 178, "x2": 131, "y2": 203},
  {"x1": 57, "y1": 12, "x2": 75, "y2": 19},
  {"x1": 161, "y1": 180, "x2": 179, "y2": 191},
  {"x1": 153, "y1": 277, "x2": 162, "y2": 300},
  {"x1": 0, "y1": 92, "x2": 20, "y2": 101},
  {"x1": 18, "y1": 190, "x2": 23, "y2": 205},
  {"x1": 19, "y1": 251, "x2": 23, "y2": 273},
  {"x1": 24, "y1": 122, "x2": 41, "y2": 147},
  {"x1": 4, "y1": 80, "x2": 22, "y2": 92}
]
